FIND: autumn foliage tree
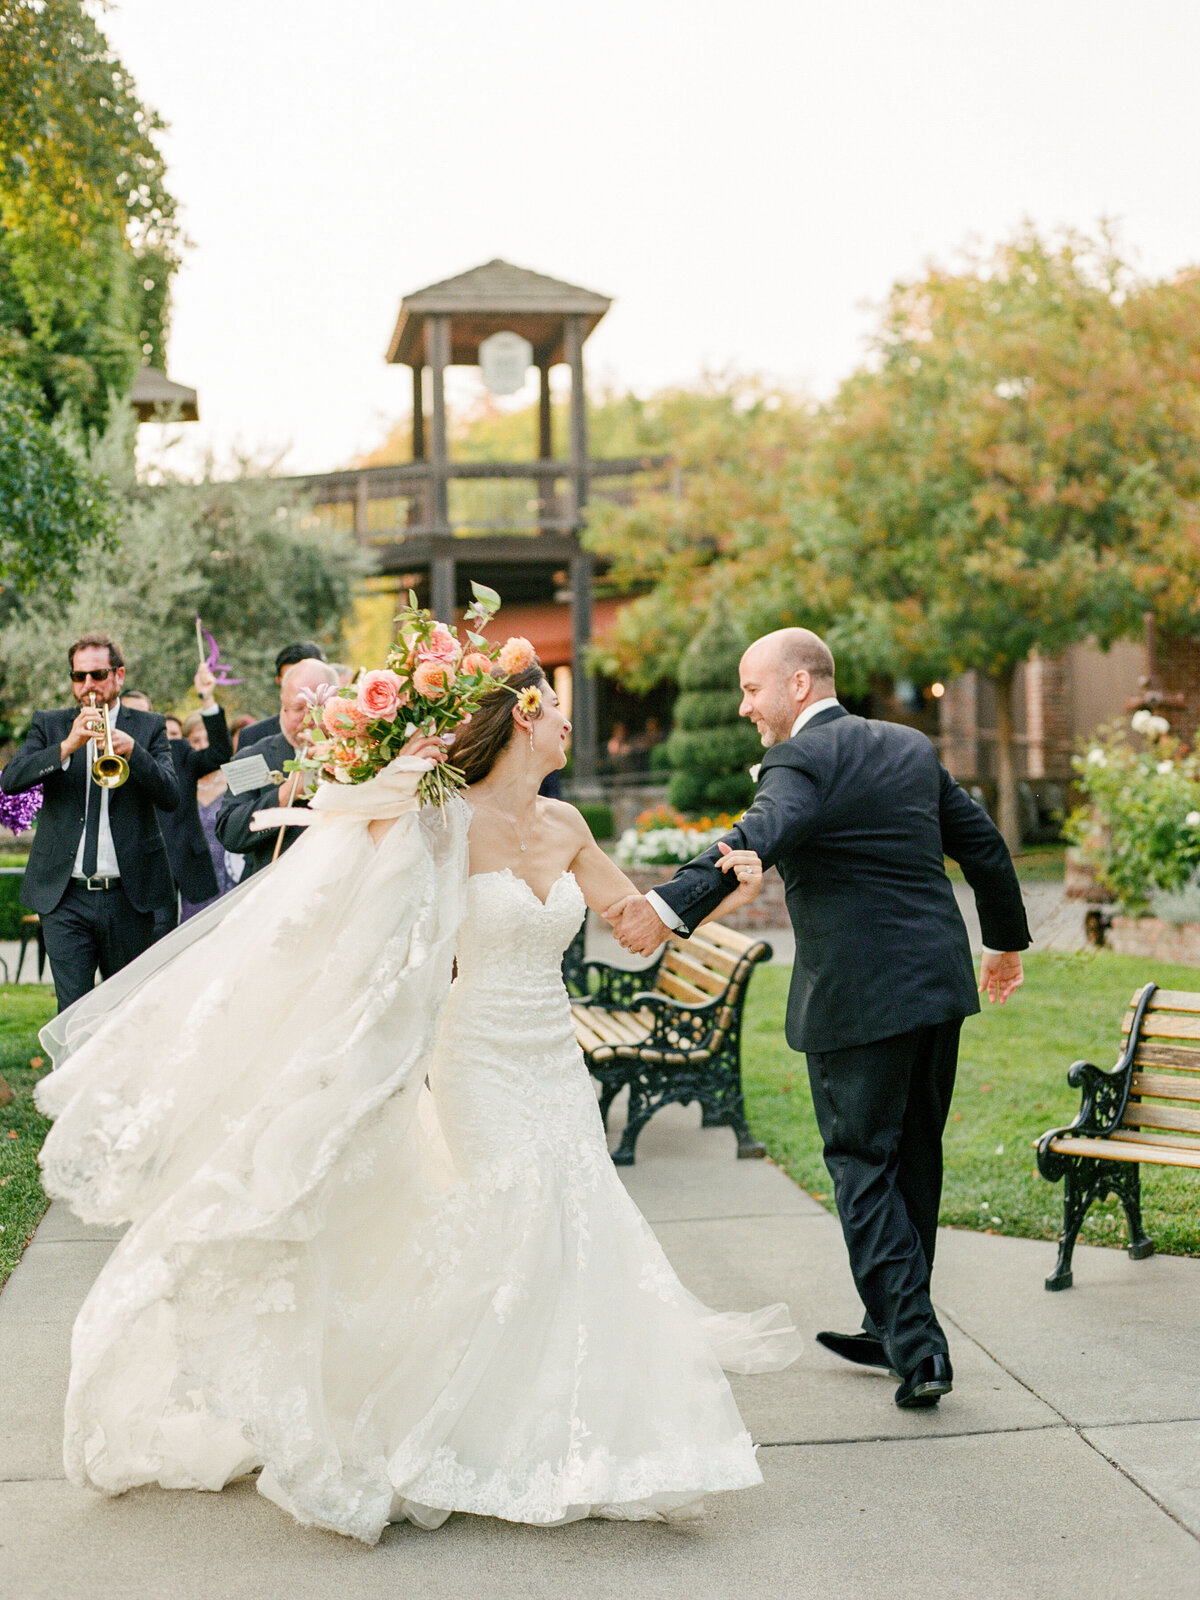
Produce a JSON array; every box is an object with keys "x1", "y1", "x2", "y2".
[{"x1": 821, "y1": 225, "x2": 1200, "y2": 847}]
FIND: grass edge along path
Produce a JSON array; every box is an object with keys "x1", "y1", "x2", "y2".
[
  {"x1": 742, "y1": 948, "x2": 1200, "y2": 1259},
  {"x1": 0, "y1": 985, "x2": 56, "y2": 1288}
]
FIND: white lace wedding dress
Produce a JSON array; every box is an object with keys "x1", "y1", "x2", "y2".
[{"x1": 35, "y1": 764, "x2": 799, "y2": 1543}]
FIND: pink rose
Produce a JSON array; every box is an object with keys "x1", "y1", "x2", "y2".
[
  {"x1": 322, "y1": 696, "x2": 368, "y2": 737},
  {"x1": 413, "y1": 659, "x2": 454, "y2": 699},
  {"x1": 356, "y1": 668, "x2": 405, "y2": 722},
  {"x1": 418, "y1": 624, "x2": 462, "y2": 666},
  {"x1": 460, "y1": 651, "x2": 492, "y2": 676},
  {"x1": 496, "y1": 636, "x2": 536, "y2": 676}
]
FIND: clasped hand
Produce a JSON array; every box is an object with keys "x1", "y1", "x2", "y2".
[{"x1": 605, "y1": 844, "x2": 764, "y2": 956}]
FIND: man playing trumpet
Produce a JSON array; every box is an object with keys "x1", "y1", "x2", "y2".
[{"x1": 1, "y1": 632, "x2": 179, "y2": 1012}]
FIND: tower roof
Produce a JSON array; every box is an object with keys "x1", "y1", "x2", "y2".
[{"x1": 386, "y1": 258, "x2": 611, "y2": 366}]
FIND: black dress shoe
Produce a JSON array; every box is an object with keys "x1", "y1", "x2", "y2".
[
  {"x1": 815, "y1": 1331, "x2": 892, "y2": 1371},
  {"x1": 894, "y1": 1353, "x2": 953, "y2": 1408}
]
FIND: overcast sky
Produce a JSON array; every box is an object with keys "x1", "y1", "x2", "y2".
[{"x1": 104, "y1": 0, "x2": 1200, "y2": 477}]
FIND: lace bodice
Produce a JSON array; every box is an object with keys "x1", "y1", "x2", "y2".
[{"x1": 455, "y1": 868, "x2": 586, "y2": 986}]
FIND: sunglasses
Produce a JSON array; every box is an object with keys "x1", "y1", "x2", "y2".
[{"x1": 70, "y1": 668, "x2": 114, "y2": 684}]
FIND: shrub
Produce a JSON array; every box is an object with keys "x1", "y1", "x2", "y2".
[
  {"x1": 574, "y1": 802, "x2": 614, "y2": 841},
  {"x1": 1064, "y1": 714, "x2": 1200, "y2": 914},
  {"x1": 665, "y1": 599, "x2": 759, "y2": 815}
]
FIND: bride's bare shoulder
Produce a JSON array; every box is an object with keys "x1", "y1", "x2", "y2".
[{"x1": 540, "y1": 796, "x2": 591, "y2": 837}]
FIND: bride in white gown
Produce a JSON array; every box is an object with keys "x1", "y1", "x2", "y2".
[{"x1": 35, "y1": 659, "x2": 800, "y2": 1543}]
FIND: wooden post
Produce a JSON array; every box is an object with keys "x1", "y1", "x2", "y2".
[
  {"x1": 570, "y1": 549, "x2": 596, "y2": 787},
  {"x1": 564, "y1": 316, "x2": 596, "y2": 788},
  {"x1": 537, "y1": 359, "x2": 553, "y2": 532},
  {"x1": 426, "y1": 315, "x2": 450, "y2": 534},
  {"x1": 565, "y1": 317, "x2": 588, "y2": 526},
  {"x1": 353, "y1": 474, "x2": 369, "y2": 542},
  {"x1": 411, "y1": 363, "x2": 425, "y2": 460},
  {"x1": 538, "y1": 360, "x2": 553, "y2": 460},
  {"x1": 430, "y1": 545, "x2": 456, "y2": 623}
]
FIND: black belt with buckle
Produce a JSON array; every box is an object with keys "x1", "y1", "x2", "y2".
[{"x1": 78, "y1": 875, "x2": 121, "y2": 892}]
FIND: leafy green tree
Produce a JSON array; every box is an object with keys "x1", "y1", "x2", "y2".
[
  {"x1": 0, "y1": 0, "x2": 180, "y2": 428},
  {"x1": 820, "y1": 224, "x2": 1200, "y2": 847},
  {"x1": 0, "y1": 470, "x2": 366, "y2": 730},
  {"x1": 665, "y1": 599, "x2": 760, "y2": 814},
  {"x1": 0, "y1": 369, "x2": 115, "y2": 597}
]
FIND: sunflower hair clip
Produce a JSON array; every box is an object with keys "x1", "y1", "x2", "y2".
[{"x1": 514, "y1": 686, "x2": 544, "y2": 719}]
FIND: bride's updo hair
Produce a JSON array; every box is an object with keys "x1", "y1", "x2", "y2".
[{"x1": 453, "y1": 661, "x2": 547, "y2": 785}]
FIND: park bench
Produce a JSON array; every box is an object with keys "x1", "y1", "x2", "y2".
[
  {"x1": 567, "y1": 920, "x2": 771, "y2": 1166},
  {"x1": 1037, "y1": 982, "x2": 1200, "y2": 1290}
]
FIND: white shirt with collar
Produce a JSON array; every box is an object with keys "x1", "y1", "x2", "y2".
[
  {"x1": 645, "y1": 700, "x2": 840, "y2": 935},
  {"x1": 67, "y1": 698, "x2": 122, "y2": 880}
]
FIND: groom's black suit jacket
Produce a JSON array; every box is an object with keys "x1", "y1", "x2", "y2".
[
  {"x1": 653, "y1": 706, "x2": 1030, "y2": 1054},
  {"x1": 1, "y1": 706, "x2": 180, "y2": 914}
]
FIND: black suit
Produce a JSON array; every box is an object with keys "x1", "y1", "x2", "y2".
[
  {"x1": 159, "y1": 709, "x2": 234, "y2": 905},
  {"x1": 237, "y1": 712, "x2": 280, "y2": 750},
  {"x1": 2, "y1": 704, "x2": 180, "y2": 1010},
  {"x1": 654, "y1": 706, "x2": 1030, "y2": 1376},
  {"x1": 214, "y1": 731, "x2": 307, "y2": 877}
]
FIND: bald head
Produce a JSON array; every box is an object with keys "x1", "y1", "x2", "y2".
[
  {"x1": 739, "y1": 628, "x2": 837, "y2": 747},
  {"x1": 280, "y1": 658, "x2": 340, "y2": 746}
]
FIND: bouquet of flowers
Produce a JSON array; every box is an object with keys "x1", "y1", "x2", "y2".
[
  {"x1": 0, "y1": 782, "x2": 42, "y2": 838},
  {"x1": 286, "y1": 582, "x2": 537, "y2": 808}
]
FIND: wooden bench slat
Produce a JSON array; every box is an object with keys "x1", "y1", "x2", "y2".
[
  {"x1": 602, "y1": 1011, "x2": 651, "y2": 1046},
  {"x1": 675, "y1": 934, "x2": 739, "y2": 978},
  {"x1": 584, "y1": 1009, "x2": 644, "y2": 1048},
  {"x1": 1110, "y1": 1128, "x2": 1200, "y2": 1153},
  {"x1": 1126, "y1": 1012, "x2": 1200, "y2": 1043},
  {"x1": 1122, "y1": 1100, "x2": 1200, "y2": 1135},
  {"x1": 1046, "y1": 1134, "x2": 1200, "y2": 1170},
  {"x1": 692, "y1": 921, "x2": 759, "y2": 955},
  {"x1": 570, "y1": 1010, "x2": 608, "y2": 1054},
  {"x1": 1143, "y1": 988, "x2": 1200, "y2": 1013},
  {"x1": 655, "y1": 970, "x2": 711, "y2": 1006},
  {"x1": 1133, "y1": 1041, "x2": 1200, "y2": 1072},
  {"x1": 1129, "y1": 1071, "x2": 1200, "y2": 1104},
  {"x1": 661, "y1": 949, "x2": 729, "y2": 997}
]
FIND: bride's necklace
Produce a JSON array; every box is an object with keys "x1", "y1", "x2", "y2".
[{"x1": 484, "y1": 794, "x2": 536, "y2": 853}]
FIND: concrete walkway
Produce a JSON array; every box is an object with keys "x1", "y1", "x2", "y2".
[{"x1": 1, "y1": 1100, "x2": 1198, "y2": 1599}]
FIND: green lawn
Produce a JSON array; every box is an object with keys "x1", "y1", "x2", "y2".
[
  {"x1": 742, "y1": 948, "x2": 1200, "y2": 1259},
  {"x1": 0, "y1": 985, "x2": 56, "y2": 1287},
  {"x1": 945, "y1": 841, "x2": 1067, "y2": 884}
]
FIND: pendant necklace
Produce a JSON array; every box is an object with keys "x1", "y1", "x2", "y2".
[{"x1": 490, "y1": 797, "x2": 532, "y2": 852}]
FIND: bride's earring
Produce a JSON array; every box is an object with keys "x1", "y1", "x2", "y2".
[{"x1": 528, "y1": 725, "x2": 535, "y2": 754}]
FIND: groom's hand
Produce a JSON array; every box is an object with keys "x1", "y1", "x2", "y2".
[
  {"x1": 980, "y1": 950, "x2": 1024, "y2": 1004},
  {"x1": 605, "y1": 894, "x2": 670, "y2": 956}
]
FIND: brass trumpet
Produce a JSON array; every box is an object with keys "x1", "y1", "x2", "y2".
[{"x1": 85, "y1": 693, "x2": 129, "y2": 788}]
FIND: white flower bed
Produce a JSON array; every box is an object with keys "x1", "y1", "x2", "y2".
[{"x1": 613, "y1": 824, "x2": 728, "y2": 866}]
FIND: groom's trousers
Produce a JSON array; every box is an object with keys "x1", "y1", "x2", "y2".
[{"x1": 805, "y1": 1018, "x2": 961, "y2": 1378}]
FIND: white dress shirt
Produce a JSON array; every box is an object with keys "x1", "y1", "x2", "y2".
[
  {"x1": 645, "y1": 701, "x2": 841, "y2": 934},
  {"x1": 68, "y1": 698, "x2": 122, "y2": 879}
]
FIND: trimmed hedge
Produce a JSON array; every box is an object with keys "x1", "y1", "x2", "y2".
[
  {"x1": 574, "y1": 802, "x2": 614, "y2": 841},
  {"x1": 0, "y1": 872, "x2": 27, "y2": 940}
]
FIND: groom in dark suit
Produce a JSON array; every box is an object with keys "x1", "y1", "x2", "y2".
[
  {"x1": 608, "y1": 628, "x2": 1029, "y2": 1409},
  {"x1": 1, "y1": 632, "x2": 180, "y2": 1011}
]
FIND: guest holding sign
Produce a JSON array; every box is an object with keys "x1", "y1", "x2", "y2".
[
  {"x1": 216, "y1": 659, "x2": 339, "y2": 877},
  {"x1": 126, "y1": 666, "x2": 235, "y2": 924}
]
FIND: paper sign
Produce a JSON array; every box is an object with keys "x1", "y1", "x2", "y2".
[{"x1": 221, "y1": 754, "x2": 274, "y2": 795}]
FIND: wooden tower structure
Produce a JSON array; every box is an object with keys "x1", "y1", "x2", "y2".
[{"x1": 290, "y1": 259, "x2": 661, "y2": 787}]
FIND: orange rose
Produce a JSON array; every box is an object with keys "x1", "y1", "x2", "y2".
[
  {"x1": 322, "y1": 696, "x2": 368, "y2": 737},
  {"x1": 413, "y1": 658, "x2": 454, "y2": 699},
  {"x1": 460, "y1": 651, "x2": 492, "y2": 676},
  {"x1": 497, "y1": 636, "x2": 536, "y2": 675}
]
